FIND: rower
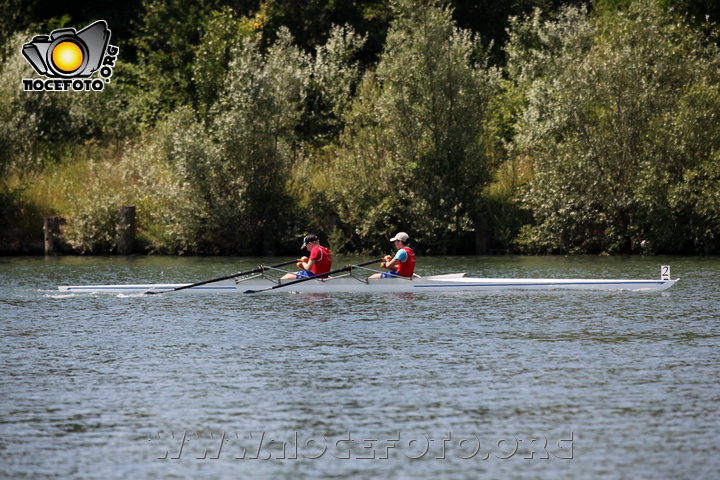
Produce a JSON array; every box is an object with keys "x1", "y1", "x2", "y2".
[
  {"x1": 369, "y1": 232, "x2": 416, "y2": 279},
  {"x1": 282, "y1": 234, "x2": 333, "y2": 279}
]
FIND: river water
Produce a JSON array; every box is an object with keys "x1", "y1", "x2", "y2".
[{"x1": 1, "y1": 255, "x2": 718, "y2": 479}]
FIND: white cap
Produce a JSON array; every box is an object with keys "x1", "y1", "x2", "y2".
[{"x1": 390, "y1": 232, "x2": 409, "y2": 243}]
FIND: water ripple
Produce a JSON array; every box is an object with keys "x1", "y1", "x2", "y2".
[{"x1": 1, "y1": 256, "x2": 718, "y2": 479}]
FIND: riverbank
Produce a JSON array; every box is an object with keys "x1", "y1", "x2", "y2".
[{"x1": 4, "y1": 3, "x2": 719, "y2": 258}]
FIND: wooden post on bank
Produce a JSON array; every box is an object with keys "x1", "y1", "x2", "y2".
[
  {"x1": 117, "y1": 206, "x2": 136, "y2": 255},
  {"x1": 44, "y1": 216, "x2": 64, "y2": 255}
]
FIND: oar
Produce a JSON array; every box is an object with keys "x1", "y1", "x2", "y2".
[
  {"x1": 146, "y1": 258, "x2": 300, "y2": 295},
  {"x1": 243, "y1": 258, "x2": 384, "y2": 294}
]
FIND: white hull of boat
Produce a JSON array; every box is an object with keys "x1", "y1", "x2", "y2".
[{"x1": 58, "y1": 272, "x2": 678, "y2": 294}]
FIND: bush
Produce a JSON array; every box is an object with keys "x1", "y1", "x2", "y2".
[
  {"x1": 508, "y1": 1, "x2": 720, "y2": 254},
  {"x1": 324, "y1": 0, "x2": 501, "y2": 253}
]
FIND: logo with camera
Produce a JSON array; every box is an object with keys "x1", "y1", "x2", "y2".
[{"x1": 21, "y1": 20, "x2": 119, "y2": 92}]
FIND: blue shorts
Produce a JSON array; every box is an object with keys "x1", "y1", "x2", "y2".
[
  {"x1": 380, "y1": 271, "x2": 401, "y2": 278},
  {"x1": 295, "y1": 270, "x2": 313, "y2": 279}
]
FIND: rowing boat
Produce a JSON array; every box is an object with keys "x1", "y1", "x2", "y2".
[{"x1": 57, "y1": 267, "x2": 678, "y2": 294}]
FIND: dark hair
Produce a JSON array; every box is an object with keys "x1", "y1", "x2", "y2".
[{"x1": 302, "y1": 234, "x2": 318, "y2": 245}]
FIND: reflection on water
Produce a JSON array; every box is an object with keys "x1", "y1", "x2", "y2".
[{"x1": 0, "y1": 255, "x2": 718, "y2": 479}]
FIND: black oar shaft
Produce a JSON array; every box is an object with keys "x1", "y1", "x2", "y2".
[
  {"x1": 244, "y1": 258, "x2": 383, "y2": 294},
  {"x1": 147, "y1": 258, "x2": 299, "y2": 294}
]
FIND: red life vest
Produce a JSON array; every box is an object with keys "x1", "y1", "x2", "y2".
[
  {"x1": 309, "y1": 245, "x2": 332, "y2": 277},
  {"x1": 394, "y1": 246, "x2": 416, "y2": 277}
]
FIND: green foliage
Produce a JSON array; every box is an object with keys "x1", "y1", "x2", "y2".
[
  {"x1": 652, "y1": 81, "x2": 720, "y2": 253},
  {"x1": 2, "y1": 0, "x2": 720, "y2": 255},
  {"x1": 211, "y1": 29, "x2": 310, "y2": 252},
  {"x1": 326, "y1": 0, "x2": 501, "y2": 253},
  {"x1": 64, "y1": 170, "x2": 122, "y2": 254},
  {"x1": 0, "y1": 182, "x2": 44, "y2": 252},
  {"x1": 0, "y1": 0, "x2": 34, "y2": 50},
  {"x1": 596, "y1": 0, "x2": 720, "y2": 27},
  {"x1": 132, "y1": 0, "x2": 222, "y2": 118},
  {"x1": 510, "y1": 0, "x2": 720, "y2": 253},
  {"x1": 193, "y1": 6, "x2": 256, "y2": 114},
  {"x1": 0, "y1": 31, "x2": 119, "y2": 173},
  {"x1": 304, "y1": 24, "x2": 367, "y2": 143},
  {"x1": 151, "y1": 29, "x2": 311, "y2": 254},
  {"x1": 0, "y1": 32, "x2": 148, "y2": 179},
  {"x1": 0, "y1": 33, "x2": 39, "y2": 176},
  {"x1": 256, "y1": 0, "x2": 392, "y2": 64},
  {"x1": 321, "y1": 73, "x2": 396, "y2": 253}
]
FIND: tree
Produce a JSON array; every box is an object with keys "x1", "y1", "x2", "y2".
[
  {"x1": 163, "y1": 29, "x2": 310, "y2": 254},
  {"x1": 328, "y1": 0, "x2": 500, "y2": 253},
  {"x1": 132, "y1": 0, "x2": 255, "y2": 119},
  {"x1": 508, "y1": 0, "x2": 720, "y2": 253},
  {"x1": 303, "y1": 24, "x2": 367, "y2": 144}
]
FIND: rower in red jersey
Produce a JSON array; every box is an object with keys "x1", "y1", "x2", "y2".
[
  {"x1": 369, "y1": 232, "x2": 416, "y2": 279},
  {"x1": 282, "y1": 234, "x2": 333, "y2": 279}
]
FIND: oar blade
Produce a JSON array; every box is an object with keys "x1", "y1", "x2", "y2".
[{"x1": 243, "y1": 288, "x2": 266, "y2": 294}]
